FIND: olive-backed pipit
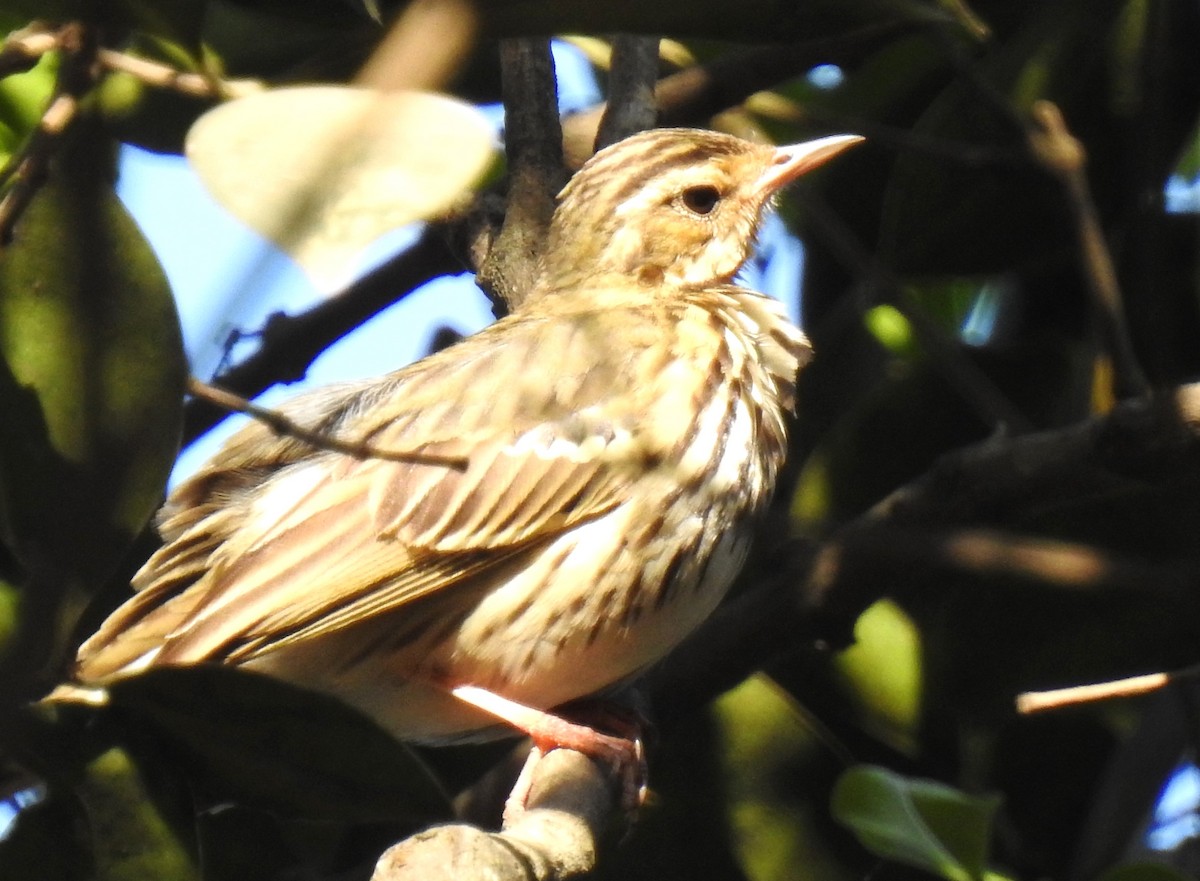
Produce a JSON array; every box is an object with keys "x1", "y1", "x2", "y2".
[{"x1": 56, "y1": 127, "x2": 861, "y2": 778}]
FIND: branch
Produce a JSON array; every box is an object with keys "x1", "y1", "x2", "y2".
[
  {"x1": 1016, "y1": 670, "x2": 1174, "y2": 714},
  {"x1": 96, "y1": 48, "x2": 259, "y2": 100},
  {"x1": 593, "y1": 35, "x2": 659, "y2": 150},
  {"x1": 798, "y1": 187, "x2": 1034, "y2": 432},
  {"x1": 0, "y1": 23, "x2": 96, "y2": 246},
  {"x1": 562, "y1": 24, "x2": 915, "y2": 168},
  {"x1": 0, "y1": 22, "x2": 58, "y2": 77},
  {"x1": 475, "y1": 39, "x2": 564, "y2": 313},
  {"x1": 870, "y1": 381, "x2": 1200, "y2": 526},
  {"x1": 372, "y1": 749, "x2": 613, "y2": 881},
  {"x1": 182, "y1": 226, "x2": 461, "y2": 444},
  {"x1": 1026, "y1": 100, "x2": 1150, "y2": 400}
]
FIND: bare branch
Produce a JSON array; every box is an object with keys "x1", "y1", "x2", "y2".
[
  {"x1": 871, "y1": 382, "x2": 1200, "y2": 526},
  {"x1": 96, "y1": 48, "x2": 258, "y2": 100},
  {"x1": 182, "y1": 226, "x2": 462, "y2": 444},
  {"x1": 594, "y1": 36, "x2": 659, "y2": 150},
  {"x1": 476, "y1": 39, "x2": 564, "y2": 313},
  {"x1": 0, "y1": 23, "x2": 96, "y2": 246},
  {"x1": 0, "y1": 22, "x2": 59, "y2": 77},
  {"x1": 372, "y1": 749, "x2": 614, "y2": 881},
  {"x1": 1026, "y1": 100, "x2": 1150, "y2": 400},
  {"x1": 563, "y1": 24, "x2": 914, "y2": 168},
  {"x1": 1016, "y1": 671, "x2": 1172, "y2": 714}
]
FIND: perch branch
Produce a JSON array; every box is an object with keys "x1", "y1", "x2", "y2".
[{"x1": 372, "y1": 749, "x2": 613, "y2": 881}]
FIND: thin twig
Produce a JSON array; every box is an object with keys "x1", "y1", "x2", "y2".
[
  {"x1": 187, "y1": 377, "x2": 468, "y2": 470},
  {"x1": 798, "y1": 187, "x2": 1033, "y2": 433},
  {"x1": 96, "y1": 48, "x2": 259, "y2": 100},
  {"x1": 182, "y1": 227, "x2": 461, "y2": 444},
  {"x1": 0, "y1": 23, "x2": 96, "y2": 245},
  {"x1": 0, "y1": 22, "x2": 59, "y2": 77},
  {"x1": 1016, "y1": 671, "x2": 1172, "y2": 714},
  {"x1": 1026, "y1": 100, "x2": 1150, "y2": 400}
]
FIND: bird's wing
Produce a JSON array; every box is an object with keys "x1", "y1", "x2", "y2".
[{"x1": 75, "y1": 303, "x2": 699, "y2": 678}]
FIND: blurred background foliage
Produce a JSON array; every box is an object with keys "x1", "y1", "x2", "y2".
[{"x1": 1, "y1": 0, "x2": 1199, "y2": 879}]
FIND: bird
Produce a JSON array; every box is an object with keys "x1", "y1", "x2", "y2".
[{"x1": 55, "y1": 127, "x2": 861, "y2": 782}]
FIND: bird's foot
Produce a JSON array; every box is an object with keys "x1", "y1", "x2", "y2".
[{"x1": 450, "y1": 685, "x2": 648, "y2": 824}]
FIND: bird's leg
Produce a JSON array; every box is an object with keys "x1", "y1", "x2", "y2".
[{"x1": 450, "y1": 684, "x2": 648, "y2": 821}]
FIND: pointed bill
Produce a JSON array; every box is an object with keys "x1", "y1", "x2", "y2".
[{"x1": 757, "y1": 134, "x2": 865, "y2": 194}]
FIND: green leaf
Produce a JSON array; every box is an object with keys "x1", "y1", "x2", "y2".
[
  {"x1": 0, "y1": 746, "x2": 197, "y2": 881},
  {"x1": 835, "y1": 600, "x2": 923, "y2": 755},
  {"x1": 0, "y1": 126, "x2": 186, "y2": 590},
  {"x1": 77, "y1": 748, "x2": 199, "y2": 881},
  {"x1": 864, "y1": 304, "x2": 917, "y2": 357},
  {"x1": 105, "y1": 666, "x2": 453, "y2": 823},
  {"x1": 713, "y1": 675, "x2": 846, "y2": 881},
  {"x1": 831, "y1": 765, "x2": 1000, "y2": 881},
  {"x1": 0, "y1": 43, "x2": 57, "y2": 164}
]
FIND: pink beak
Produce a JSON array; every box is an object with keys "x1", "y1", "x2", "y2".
[{"x1": 757, "y1": 134, "x2": 865, "y2": 193}]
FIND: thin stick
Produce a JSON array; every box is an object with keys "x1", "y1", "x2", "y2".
[
  {"x1": 0, "y1": 23, "x2": 93, "y2": 245},
  {"x1": 1026, "y1": 100, "x2": 1150, "y2": 400},
  {"x1": 96, "y1": 48, "x2": 258, "y2": 100},
  {"x1": 1016, "y1": 672, "x2": 1170, "y2": 714},
  {"x1": 186, "y1": 377, "x2": 468, "y2": 470}
]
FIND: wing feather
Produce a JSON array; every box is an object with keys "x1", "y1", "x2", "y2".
[{"x1": 75, "y1": 300, "x2": 703, "y2": 682}]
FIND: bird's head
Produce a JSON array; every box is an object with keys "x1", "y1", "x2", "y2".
[{"x1": 538, "y1": 128, "x2": 863, "y2": 293}]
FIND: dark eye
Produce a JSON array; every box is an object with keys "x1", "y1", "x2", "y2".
[{"x1": 680, "y1": 185, "x2": 721, "y2": 216}]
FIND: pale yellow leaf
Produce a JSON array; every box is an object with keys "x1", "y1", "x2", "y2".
[{"x1": 186, "y1": 86, "x2": 495, "y2": 292}]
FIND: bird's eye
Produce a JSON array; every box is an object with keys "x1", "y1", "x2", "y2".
[{"x1": 680, "y1": 185, "x2": 721, "y2": 216}]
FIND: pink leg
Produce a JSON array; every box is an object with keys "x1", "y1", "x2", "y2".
[{"x1": 451, "y1": 685, "x2": 647, "y2": 818}]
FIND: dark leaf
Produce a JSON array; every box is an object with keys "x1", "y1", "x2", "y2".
[
  {"x1": 106, "y1": 666, "x2": 453, "y2": 823},
  {"x1": 0, "y1": 127, "x2": 186, "y2": 591}
]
